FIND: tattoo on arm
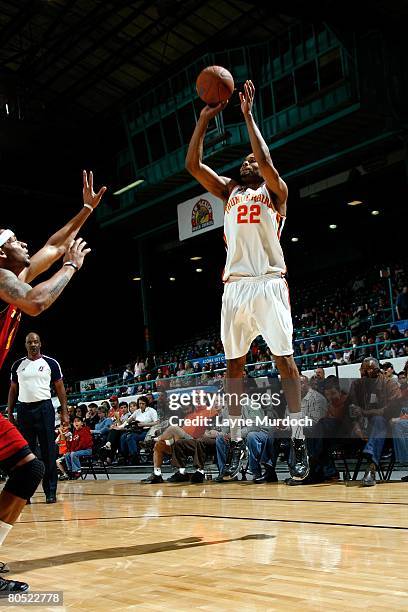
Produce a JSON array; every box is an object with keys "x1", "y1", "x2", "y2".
[
  {"x1": 44, "y1": 272, "x2": 72, "y2": 308},
  {"x1": 0, "y1": 270, "x2": 31, "y2": 301}
]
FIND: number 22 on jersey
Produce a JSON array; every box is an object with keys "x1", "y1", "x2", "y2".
[{"x1": 237, "y1": 204, "x2": 261, "y2": 224}]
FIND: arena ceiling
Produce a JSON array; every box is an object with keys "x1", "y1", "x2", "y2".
[{"x1": 1, "y1": 0, "x2": 407, "y2": 123}]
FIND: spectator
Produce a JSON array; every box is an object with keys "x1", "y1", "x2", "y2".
[
  {"x1": 116, "y1": 397, "x2": 158, "y2": 464},
  {"x1": 122, "y1": 364, "x2": 134, "y2": 384},
  {"x1": 134, "y1": 357, "x2": 145, "y2": 378},
  {"x1": 348, "y1": 357, "x2": 401, "y2": 487},
  {"x1": 56, "y1": 417, "x2": 93, "y2": 480},
  {"x1": 85, "y1": 403, "x2": 99, "y2": 429},
  {"x1": 396, "y1": 286, "x2": 408, "y2": 320},
  {"x1": 300, "y1": 375, "x2": 328, "y2": 425}
]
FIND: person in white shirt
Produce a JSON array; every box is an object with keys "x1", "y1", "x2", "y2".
[
  {"x1": 101, "y1": 397, "x2": 158, "y2": 464},
  {"x1": 300, "y1": 375, "x2": 328, "y2": 425}
]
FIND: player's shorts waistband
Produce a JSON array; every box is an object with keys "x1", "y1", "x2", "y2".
[{"x1": 226, "y1": 272, "x2": 286, "y2": 283}]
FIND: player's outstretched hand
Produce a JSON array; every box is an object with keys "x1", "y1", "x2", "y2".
[
  {"x1": 240, "y1": 80, "x2": 255, "y2": 116},
  {"x1": 200, "y1": 101, "x2": 228, "y2": 121},
  {"x1": 83, "y1": 170, "x2": 107, "y2": 210},
  {"x1": 63, "y1": 238, "x2": 91, "y2": 270}
]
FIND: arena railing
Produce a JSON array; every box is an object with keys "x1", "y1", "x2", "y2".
[
  {"x1": 1, "y1": 335, "x2": 406, "y2": 415},
  {"x1": 64, "y1": 313, "x2": 402, "y2": 396}
]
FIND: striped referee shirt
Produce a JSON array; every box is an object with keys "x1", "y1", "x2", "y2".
[{"x1": 11, "y1": 355, "x2": 63, "y2": 403}]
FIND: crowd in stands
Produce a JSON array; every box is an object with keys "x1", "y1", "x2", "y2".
[
  {"x1": 57, "y1": 357, "x2": 408, "y2": 485},
  {"x1": 61, "y1": 263, "x2": 407, "y2": 401}
]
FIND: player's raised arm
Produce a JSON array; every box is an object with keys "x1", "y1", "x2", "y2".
[
  {"x1": 21, "y1": 170, "x2": 107, "y2": 283},
  {"x1": 240, "y1": 80, "x2": 288, "y2": 215},
  {"x1": 0, "y1": 238, "x2": 90, "y2": 316},
  {"x1": 185, "y1": 104, "x2": 235, "y2": 200}
]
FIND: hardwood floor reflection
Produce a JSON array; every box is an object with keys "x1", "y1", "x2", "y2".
[{"x1": 3, "y1": 479, "x2": 407, "y2": 611}]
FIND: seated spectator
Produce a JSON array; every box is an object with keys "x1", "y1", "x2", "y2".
[
  {"x1": 391, "y1": 405, "x2": 408, "y2": 481},
  {"x1": 300, "y1": 375, "x2": 328, "y2": 425},
  {"x1": 85, "y1": 403, "x2": 99, "y2": 429},
  {"x1": 118, "y1": 398, "x2": 158, "y2": 464},
  {"x1": 168, "y1": 433, "x2": 217, "y2": 484},
  {"x1": 348, "y1": 357, "x2": 401, "y2": 487},
  {"x1": 305, "y1": 376, "x2": 348, "y2": 483},
  {"x1": 57, "y1": 417, "x2": 93, "y2": 480},
  {"x1": 142, "y1": 400, "x2": 219, "y2": 483},
  {"x1": 90, "y1": 406, "x2": 113, "y2": 446},
  {"x1": 55, "y1": 422, "x2": 71, "y2": 458},
  {"x1": 99, "y1": 400, "x2": 135, "y2": 463},
  {"x1": 396, "y1": 286, "x2": 408, "y2": 320},
  {"x1": 122, "y1": 364, "x2": 134, "y2": 384}
]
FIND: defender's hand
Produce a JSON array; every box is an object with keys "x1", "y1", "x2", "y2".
[
  {"x1": 83, "y1": 170, "x2": 107, "y2": 210},
  {"x1": 240, "y1": 80, "x2": 255, "y2": 116},
  {"x1": 63, "y1": 238, "x2": 91, "y2": 270}
]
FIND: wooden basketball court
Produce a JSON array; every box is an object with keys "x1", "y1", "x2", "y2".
[{"x1": 4, "y1": 479, "x2": 407, "y2": 611}]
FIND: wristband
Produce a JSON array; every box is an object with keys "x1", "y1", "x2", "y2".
[
  {"x1": 83, "y1": 203, "x2": 93, "y2": 211},
  {"x1": 63, "y1": 261, "x2": 79, "y2": 271}
]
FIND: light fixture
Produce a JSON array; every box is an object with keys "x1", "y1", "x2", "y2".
[
  {"x1": 190, "y1": 256, "x2": 202, "y2": 261},
  {"x1": 195, "y1": 268, "x2": 203, "y2": 272},
  {"x1": 347, "y1": 200, "x2": 363, "y2": 206},
  {"x1": 169, "y1": 277, "x2": 176, "y2": 281},
  {"x1": 329, "y1": 224, "x2": 337, "y2": 229},
  {"x1": 371, "y1": 210, "x2": 380, "y2": 216},
  {"x1": 132, "y1": 276, "x2": 141, "y2": 281},
  {"x1": 113, "y1": 178, "x2": 145, "y2": 196},
  {"x1": 291, "y1": 237, "x2": 299, "y2": 243}
]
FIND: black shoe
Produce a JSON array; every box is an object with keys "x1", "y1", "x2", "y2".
[
  {"x1": 362, "y1": 463, "x2": 376, "y2": 487},
  {"x1": 46, "y1": 495, "x2": 57, "y2": 503},
  {"x1": 254, "y1": 468, "x2": 278, "y2": 484},
  {"x1": 289, "y1": 438, "x2": 310, "y2": 481},
  {"x1": 167, "y1": 471, "x2": 189, "y2": 483},
  {"x1": 0, "y1": 577, "x2": 29, "y2": 596},
  {"x1": 285, "y1": 477, "x2": 305, "y2": 486},
  {"x1": 141, "y1": 473, "x2": 163, "y2": 484},
  {"x1": 190, "y1": 471, "x2": 205, "y2": 484},
  {"x1": 58, "y1": 474, "x2": 69, "y2": 481},
  {"x1": 215, "y1": 475, "x2": 225, "y2": 483},
  {"x1": 401, "y1": 475, "x2": 408, "y2": 482},
  {"x1": 222, "y1": 440, "x2": 245, "y2": 480}
]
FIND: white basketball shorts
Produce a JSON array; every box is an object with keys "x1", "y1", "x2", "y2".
[{"x1": 221, "y1": 275, "x2": 294, "y2": 359}]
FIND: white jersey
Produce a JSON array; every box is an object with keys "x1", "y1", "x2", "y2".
[{"x1": 223, "y1": 183, "x2": 286, "y2": 281}]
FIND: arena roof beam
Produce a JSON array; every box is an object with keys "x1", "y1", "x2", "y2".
[
  {"x1": 51, "y1": 0, "x2": 209, "y2": 105},
  {"x1": 38, "y1": 2, "x2": 152, "y2": 93},
  {"x1": 20, "y1": 0, "x2": 138, "y2": 78},
  {"x1": 0, "y1": 0, "x2": 41, "y2": 48}
]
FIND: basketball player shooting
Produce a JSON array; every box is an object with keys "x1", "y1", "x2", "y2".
[
  {"x1": 0, "y1": 170, "x2": 106, "y2": 594},
  {"x1": 186, "y1": 80, "x2": 309, "y2": 483}
]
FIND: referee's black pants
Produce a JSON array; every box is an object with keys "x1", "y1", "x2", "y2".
[{"x1": 16, "y1": 399, "x2": 57, "y2": 498}]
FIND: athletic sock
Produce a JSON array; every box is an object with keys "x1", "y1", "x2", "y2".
[
  {"x1": 290, "y1": 411, "x2": 305, "y2": 440},
  {"x1": 179, "y1": 468, "x2": 186, "y2": 475},
  {"x1": 0, "y1": 521, "x2": 12, "y2": 546},
  {"x1": 154, "y1": 468, "x2": 162, "y2": 476}
]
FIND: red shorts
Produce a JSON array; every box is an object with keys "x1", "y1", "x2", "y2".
[{"x1": 0, "y1": 414, "x2": 29, "y2": 463}]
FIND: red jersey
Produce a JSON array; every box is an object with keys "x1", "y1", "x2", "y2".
[{"x1": 0, "y1": 304, "x2": 21, "y2": 370}]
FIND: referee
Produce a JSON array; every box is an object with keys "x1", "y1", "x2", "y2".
[{"x1": 7, "y1": 332, "x2": 68, "y2": 504}]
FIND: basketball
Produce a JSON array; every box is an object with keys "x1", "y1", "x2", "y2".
[{"x1": 196, "y1": 65, "x2": 234, "y2": 105}]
